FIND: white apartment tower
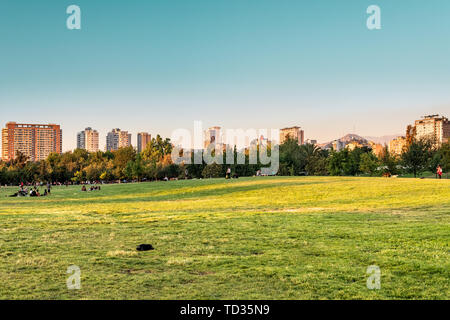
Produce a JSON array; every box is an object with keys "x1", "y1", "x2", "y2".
[
  {"x1": 77, "y1": 127, "x2": 99, "y2": 153},
  {"x1": 414, "y1": 115, "x2": 450, "y2": 145},
  {"x1": 106, "y1": 128, "x2": 132, "y2": 151},
  {"x1": 204, "y1": 126, "x2": 222, "y2": 148}
]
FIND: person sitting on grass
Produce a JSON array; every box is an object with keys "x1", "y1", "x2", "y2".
[
  {"x1": 30, "y1": 188, "x2": 40, "y2": 197},
  {"x1": 81, "y1": 186, "x2": 87, "y2": 192},
  {"x1": 226, "y1": 167, "x2": 231, "y2": 179}
]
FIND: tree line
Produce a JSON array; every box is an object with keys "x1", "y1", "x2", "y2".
[{"x1": 1, "y1": 135, "x2": 449, "y2": 185}]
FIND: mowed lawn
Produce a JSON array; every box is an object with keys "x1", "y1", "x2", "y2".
[{"x1": 0, "y1": 177, "x2": 449, "y2": 300}]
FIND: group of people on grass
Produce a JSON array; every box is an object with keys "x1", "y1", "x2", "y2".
[
  {"x1": 81, "y1": 185, "x2": 101, "y2": 192},
  {"x1": 7, "y1": 182, "x2": 51, "y2": 198},
  {"x1": 5, "y1": 181, "x2": 104, "y2": 197},
  {"x1": 2, "y1": 165, "x2": 446, "y2": 197}
]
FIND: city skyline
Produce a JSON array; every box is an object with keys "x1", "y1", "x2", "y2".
[
  {"x1": 1, "y1": 1, "x2": 450, "y2": 152},
  {"x1": 1, "y1": 114, "x2": 447, "y2": 153},
  {"x1": 2, "y1": 113, "x2": 449, "y2": 159}
]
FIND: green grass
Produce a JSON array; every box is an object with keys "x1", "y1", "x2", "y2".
[
  {"x1": 399, "y1": 171, "x2": 449, "y2": 179},
  {"x1": 0, "y1": 176, "x2": 449, "y2": 300}
]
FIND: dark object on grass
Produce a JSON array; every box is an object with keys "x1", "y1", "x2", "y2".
[{"x1": 136, "y1": 244, "x2": 154, "y2": 251}]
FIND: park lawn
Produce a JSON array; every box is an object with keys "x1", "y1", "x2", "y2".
[{"x1": 0, "y1": 176, "x2": 449, "y2": 300}]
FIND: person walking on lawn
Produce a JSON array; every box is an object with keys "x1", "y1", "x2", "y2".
[{"x1": 437, "y1": 165, "x2": 443, "y2": 179}]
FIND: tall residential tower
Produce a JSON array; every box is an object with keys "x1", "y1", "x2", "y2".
[
  {"x1": 2, "y1": 122, "x2": 62, "y2": 162},
  {"x1": 280, "y1": 126, "x2": 304, "y2": 145},
  {"x1": 137, "y1": 132, "x2": 151, "y2": 153},
  {"x1": 77, "y1": 127, "x2": 99, "y2": 153},
  {"x1": 414, "y1": 115, "x2": 450, "y2": 145},
  {"x1": 106, "y1": 129, "x2": 131, "y2": 151}
]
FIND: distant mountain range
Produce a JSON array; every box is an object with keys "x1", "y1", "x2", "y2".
[{"x1": 318, "y1": 134, "x2": 401, "y2": 149}]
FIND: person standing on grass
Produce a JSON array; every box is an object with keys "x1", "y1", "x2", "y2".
[{"x1": 437, "y1": 165, "x2": 443, "y2": 179}]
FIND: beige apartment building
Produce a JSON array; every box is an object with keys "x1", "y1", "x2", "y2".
[
  {"x1": 389, "y1": 136, "x2": 407, "y2": 156},
  {"x1": 137, "y1": 132, "x2": 151, "y2": 153},
  {"x1": 369, "y1": 142, "x2": 384, "y2": 158},
  {"x1": 106, "y1": 128, "x2": 131, "y2": 151},
  {"x1": 414, "y1": 115, "x2": 450, "y2": 145},
  {"x1": 204, "y1": 126, "x2": 222, "y2": 148},
  {"x1": 2, "y1": 122, "x2": 62, "y2": 162},
  {"x1": 77, "y1": 127, "x2": 99, "y2": 153},
  {"x1": 280, "y1": 126, "x2": 304, "y2": 145}
]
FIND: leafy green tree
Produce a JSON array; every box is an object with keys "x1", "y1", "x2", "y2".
[
  {"x1": 124, "y1": 154, "x2": 145, "y2": 181},
  {"x1": 440, "y1": 143, "x2": 450, "y2": 177},
  {"x1": 402, "y1": 139, "x2": 433, "y2": 177},
  {"x1": 279, "y1": 137, "x2": 306, "y2": 175},
  {"x1": 202, "y1": 163, "x2": 223, "y2": 178},
  {"x1": 302, "y1": 144, "x2": 328, "y2": 176},
  {"x1": 379, "y1": 146, "x2": 399, "y2": 176},
  {"x1": 327, "y1": 149, "x2": 347, "y2": 176},
  {"x1": 72, "y1": 170, "x2": 85, "y2": 183},
  {"x1": 359, "y1": 152, "x2": 380, "y2": 176},
  {"x1": 142, "y1": 135, "x2": 173, "y2": 162},
  {"x1": 13, "y1": 151, "x2": 29, "y2": 169},
  {"x1": 113, "y1": 147, "x2": 136, "y2": 180}
]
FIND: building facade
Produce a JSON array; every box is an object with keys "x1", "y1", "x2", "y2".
[
  {"x1": 106, "y1": 128, "x2": 131, "y2": 151},
  {"x1": 77, "y1": 127, "x2": 99, "y2": 153},
  {"x1": 204, "y1": 126, "x2": 222, "y2": 148},
  {"x1": 331, "y1": 140, "x2": 345, "y2": 151},
  {"x1": 280, "y1": 126, "x2": 304, "y2": 145},
  {"x1": 369, "y1": 142, "x2": 384, "y2": 157},
  {"x1": 305, "y1": 139, "x2": 318, "y2": 145},
  {"x1": 389, "y1": 136, "x2": 407, "y2": 156},
  {"x1": 414, "y1": 115, "x2": 450, "y2": 145},
  {"x1": 2, "y1": 122, "x2": 62, "y2": 162},
  {"x1": 137, "y1": 132, "x2": 151, "y2": 153},
  {"x1": 76, "y1": 131, "x2": 85, "y2": 150}
]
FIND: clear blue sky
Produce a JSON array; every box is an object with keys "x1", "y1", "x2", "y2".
[{"x1": 1, "y1": 0, "x2": 449, "y2": 151}]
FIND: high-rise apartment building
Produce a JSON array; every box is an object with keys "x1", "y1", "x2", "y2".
[
  {"x1": 77, "y1": 131, "x2": 85, "y2": 150},
  {"x1": 389, "y1": 136, "x2": 407, "y2": 156},
  {"x1": 414, "y1": 115, "x2": 450, "y2": 145},
  {"x1": 77, "y1": 127, "x2": 99, "y2": 153},
  {"x1": 369, "y1": 142, "x2": 384, "y2": 157},
  {"x1": 280, "y1": 126, "x2": 304, "y2": 145},
  {"x1": 204, "y1": 127, "x2": 222, "y2": 148},
  {"x1": 1, "y1": 122, "x2": 62, "y2": 162},
  {"x1": 106, "y1": 129, "x2": 131, "y2": 151},
  {"x1": 137, "y1": 132, "x2": 151, "y2": 153}
]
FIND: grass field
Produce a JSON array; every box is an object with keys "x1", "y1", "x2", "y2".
[{"x1": 0, "y1": 176, "x2": 449, "y2": 300}]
